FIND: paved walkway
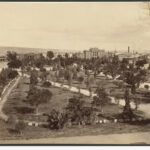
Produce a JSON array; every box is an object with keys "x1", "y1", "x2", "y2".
[
  {"x1": 0, "y1": 131, "x2": 149, "y2": 144},
  {"x1": 0, "y1": 76, "x2": 21, "y2": 121}
]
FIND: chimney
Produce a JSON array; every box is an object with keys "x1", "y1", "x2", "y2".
[{"x1": 128, "y1": 46, "x2": 130, "y2": 53}]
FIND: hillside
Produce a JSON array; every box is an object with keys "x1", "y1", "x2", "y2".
[
  {"x1": 0, "y1": 46, "x2": 50, "y2": 55},
  {"x1": 0, "y1": 46, "x2": 80, "y2": 56}
]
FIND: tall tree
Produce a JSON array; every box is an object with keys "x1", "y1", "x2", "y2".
[
  {"x1": 103, "y1": 55, "x2": 120, "y2": 79},
  {"x1": 47, "y1": 51, "x2": 54, "y2": 60},
  {"x1": 122, "y1": 88, "x2": 133, "y2": 120},
  {"x1": 77, "y1": 75, "x2": 84, "y2": 94},
  {"x1": 30, "y1": 69, "x2": 38, "y2": 85},
  {"x1": 92, "y1": 87, "x2": 110, "y2": 112},
  {"x1": 27, "y1": 87, "x2": 52, "y2": 115},
  {"x1": 85, "y1": 75, "x2": 95, "y2": 97}
]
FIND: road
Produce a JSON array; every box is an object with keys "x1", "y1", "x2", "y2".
[
  {"x1": 0, "y1": 76, "x2": 21, "y2": 121},
  {"x1": 0, "y1": 131, "x2": 149, "y2": 144}
]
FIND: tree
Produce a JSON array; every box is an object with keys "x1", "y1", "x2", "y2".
[
  {"x1": 47, "y1": 51, "x2": 54, "y2": 60},
  {"x1": 7, "y1": 51, "x2": 17, "y2": 61},
  {"x1": 77, "y1": 75, "x2": 84, "y2": 94},
  {"x1": 92, "y1": 87, "x2": 110, "y2": 112},
  {"x1": 0, "y1": 68, "x2": 18, "y2": 86},
  {"x1": 45, "y1": 109, "x2": 67, "y2": 129},
  {"x1": 8, "y1": 70, "x2": 18, "y2": 79},
  {"x1": 64, "y1": 69, "x2": 73, "y2": 89},
  {"x1": 27, "y1": 87, "x2": 52, "y2": 115},
  {"x1": 123, "y1": 64, "x2": 147, "y2": 94},
  {"x1": 0, "y1": 68, "x2": 8, "y2": 86},
  {"x1": 65, "y1": 53, "x2": 69, "y2": 59},
  {"x1": 144, "y1": 84, "x2": 149, "y2": 90},
  {"x1": 30, "y1": 70, "x2": 38, "y2": 85},
  {"x1": 34, "y1": 55, "x2": 45, "y2": 69},
  {"x1": 66, "y1": 97, "x2": 94, "y2": 125},
  {"x1": 8, "y1": 59, "x2": 22, "y2": 69},
  {"x1": 103, "y1": 55, "x2": 120, "y2": 79},
  {"x1": 85, "y1": 75, "x2": 94, "y2": 97},
  {"x1": 7, "y1": 51, "x2": 22, "y2": 69},
  {"x1": 15, "y1": 120, "x2": 26, "y2": 135},
  {"x1": 122, "y1": 88, "x2": 133, "y2": 120},
  {"x1": 58, "y1": 69, "x2": 65, "y2": 86},
  {"x1": 136, "y1": 58, "x2": 147, "y2": 69}
]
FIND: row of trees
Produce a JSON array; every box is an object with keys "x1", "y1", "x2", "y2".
[{"x1": 0, "y1": 68, "x2": 18, "y2": 95}]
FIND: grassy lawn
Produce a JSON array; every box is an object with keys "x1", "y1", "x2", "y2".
[
  {"x1": 1, "y1": 118, "x2": 150, "y2": 140},
  {"x1": 0, "y1": 75, "x2": 150, "y2": 140},
  {"x1": 3, "y1": 76, "x2": 123, "y2": 121},
  {"x1": 53, "y1": 72, "x2": 150, "y2": 104}
]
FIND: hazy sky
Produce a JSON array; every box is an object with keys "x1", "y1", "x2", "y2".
[{"x1": 0, "y1": 2, "x2": 149, "y2": 52}]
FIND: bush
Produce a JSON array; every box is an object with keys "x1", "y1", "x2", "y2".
[
  {"x1": 0, "y1": 68, "x2": 18, "y2": 86},
  {"x1": 8, "y1": 70, "x2": 18, "y2": 79},
  {"x1": 30, "y1": 70, "x2": 38, "y2": 85},
  {"x1": 46, "y1": 109, "x2": 67, "y2": 129},
  {"x1": 27, "y1": 86, "x2": 53, "y2": 115},
  {"x1": 66, "y1": 97, "x2": 94, "y2": 125},
  {"x1": 15, "y1": 120, "x2": 26, "y2": 134},
  {"x1": 40, "y1": 67, "x2": 46, "y2": 72},
  {"x1": 43, "y1": 81, "x2": 52, "y2": 87},
  {"x1": 144, "y1": 85, "x2": 149, "y2": 90}
]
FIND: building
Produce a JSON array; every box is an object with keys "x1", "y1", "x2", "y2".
[
  {"x1": 82, "y1": 48, "x2": 106, "y2": 59},
  {"x1": 89, "y1": 47, "x2": 105, "y2": 58},
  {"x1": 17, "y1": 53, "x2": 42, "y2": 61},
  {"x1": 0, "y1": 56, "x2": 7, "y2": 62},
  {"x1": 75, "y1": 52, "x2": 84, "y2": 59}
]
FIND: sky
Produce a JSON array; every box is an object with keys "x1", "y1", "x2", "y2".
[{"x1": 0, "y1": 2, "x2": 150, "y2": 52}]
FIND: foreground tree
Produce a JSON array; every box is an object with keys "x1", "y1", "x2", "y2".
[
  {"x1": 85, "y1": 75, "x2": 95, "y2": 97},
  {"x1": 122, "y1": 88, "x2": 133, "y2": 120},
  {"x1": 7, "y1": 51, "x2": 22, "y2": 69},
  {"x1": 92, "y1": 87, "x2": 110, "y2": 112},
  {"x1": 46, "y1": 109, "x2": 67, "y2": 129},
  {"x1": 66, "y1": 97, "x2": 94, "y2": 125},
  {"x1": 27, "y1": 87, "x2": 52, "y2": 115},
  {"x1": 77, "y1": 75, "x2": 84, "y2": 94},
  {"x1": 15, "y1": 120, "x2": 26, "y2": 135}
]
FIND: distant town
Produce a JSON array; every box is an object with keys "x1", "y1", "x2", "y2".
[{"x1": 0, "y1": 46, "x2": 149, "y2": 63}]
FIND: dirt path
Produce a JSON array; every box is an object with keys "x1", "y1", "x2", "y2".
[
  {"x1": 0, "y1": 76, "x2": 21, "y2": 121},
  {"x1": 0, "y1": 131, "x2": 149, "y2": 144}
]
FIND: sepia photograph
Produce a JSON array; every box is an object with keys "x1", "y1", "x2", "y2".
[{"x1": 0, "y1": 1, "x2": 150, "y2": 145}]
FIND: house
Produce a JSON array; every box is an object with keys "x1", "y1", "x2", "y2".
[
  {"x1": 17, "y1": 53, "x2": 42, "y2": 61},
  {"x1": 0, "y1": 56, "x2": 7, "y2": 62}
]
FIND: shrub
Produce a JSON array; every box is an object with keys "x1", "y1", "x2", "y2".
[
  {"x1": 0, "y1": 68, "x2": 18, "y2": 86},
  {"x1": 27, "y1": 86, "x2": 52, "y2": 115},
  {"x1": 66, "y1": 97, "x2": 94, "y2": 125},
  {"x1": 43, "y1": 81, "x2": 52, "y2": 87},
  {"x1": 40, "y1": 67, "x2": 46, "y2": 72},
  {"x1": 144, "y1": 85, "x2": 149, "y2": 90},
  {"x1": 8, "y1": 70, "x2": 18, "y2": 79},
  {"x1": 15, "y1": 120, "x2": 26, "y2": 134},
  {"x1": 30, "y1": 70, "x2": 38, "y2": 85},
  {"x1": 46, "y1": 109, "x2": 67, "y2": 129}
]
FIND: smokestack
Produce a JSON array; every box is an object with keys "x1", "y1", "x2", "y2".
[{"x1": 128, "y1": 46, "x2": 130, "y2": 53}]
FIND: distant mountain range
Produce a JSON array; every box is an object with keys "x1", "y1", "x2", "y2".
[
  {"x1": 0, "y1": 46, "x2": 50, "y2": 55},
  {"x1": 0, "y1": 46, "x2": 81, "y2": 56}
]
